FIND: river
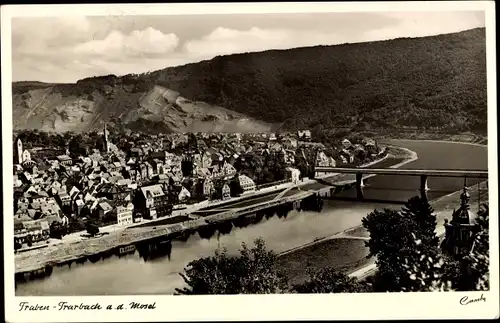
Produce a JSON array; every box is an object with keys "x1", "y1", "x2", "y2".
[{"x1": 15, "y1": 140, "x2": 488, "y2": 296}]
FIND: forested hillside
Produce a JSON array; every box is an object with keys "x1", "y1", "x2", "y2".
[
  {"x1": 145, "y1": 27, "x2": 487, "y2": 132},
  {"x1": 13, "y1": 28, "x2": 487, "y2": 134}
]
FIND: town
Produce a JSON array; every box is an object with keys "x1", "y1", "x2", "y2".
[{"x1": 13, "y1": 126, "x2": 384, "y2": 252}]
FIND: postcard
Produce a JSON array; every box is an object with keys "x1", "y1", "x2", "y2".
[{"x1": 2, "y1": 1, "x2": 498, "y2": 322}]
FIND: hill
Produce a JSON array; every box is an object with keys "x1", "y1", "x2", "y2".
[
  {"x1": 12, "y1": 77, "x2": 279, "y2": 133},
  {"x1": 12, "y1": 28, "x2": 487, "y2": 134}
]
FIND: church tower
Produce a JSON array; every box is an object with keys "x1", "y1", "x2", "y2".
[
  {"x1": 15, "y1": 138, "x2": 23, "y2": 165},
  {"x1": 104, "y1": 123, "x2": 110, "y2": 153},
  {"x1": 442, "y1": 187, "x2": 480, "y2": 257}
]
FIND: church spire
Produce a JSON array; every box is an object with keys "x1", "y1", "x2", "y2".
[
  {"x1": 460, "y1": 186, "x2": 471, "y2": 210},
  {"x1": 16, "y1": 137, "x2": 23, "y2": 165},
  {"x1": 104, "y1": 123, "x2": 110, "y2": 153}
]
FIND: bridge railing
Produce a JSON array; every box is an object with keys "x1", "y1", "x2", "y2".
[{"x1": 313, "y1": 167, "x2": 489, "y2": 178}]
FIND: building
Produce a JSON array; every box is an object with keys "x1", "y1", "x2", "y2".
[
  {"x1": 178, "y1": 186, "x2": 191, "y2": 202},
  {"x1": 221, "y1": 183, "x2": 231, "y2": 200},
  {"x1": 342, "y1": 139, "x2": 352, "y2": 149},
  {"x1": 96, "y1": 183, "x2": 130, "y2": 201},
  {"x1": 282, "y1": 137, "x2": 298, "y2": 149},
  {"x1": 197, "y1": 178, "x2": 214, "y2": 197},
  {"x1": 221, "y1": 161, "x2": 237, "y2": 178},
  {"x1": 315, "y1": 150, "x2": 336, "y2": 177},
  {"x1": 20, "y1": 220, "x2": 50, "y2": 244},
  {"x1": 22, "y1": 150, "x2": 31, "y2": 163},
  {"x1": 134, "y1": 184, "x2": 171, "y2": 219},
  {"x1": 115, "y1": 202, "x2": 134, "y2": 226},
  {"x1": 441, "y1": 187, "x2": 481, "y2": 257},
  {"x1": 298, "y1": 130, "x2": 312, "y2": 141},
  {"x1": 57, "y1": 155, "x2": 73, "y2": 166},
  {"x1": 238, "y1": 174, "x2": 256, "y2": 194},
  {"x1": 285, "y1": 167, "x2": 301, "y2": 184},
  {"x1": 95, "y1": 201, "x2": 113, "y2": 224}
]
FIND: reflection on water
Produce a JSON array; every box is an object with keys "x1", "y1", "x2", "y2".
[{"x1": 15, "y1": 140, "x2": 487, "y2": 296}]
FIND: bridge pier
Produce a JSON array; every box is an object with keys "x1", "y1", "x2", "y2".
[
  {"x1": 420, "y1": 175, "x2": 429, "y2": 201},
  {"x1": 356, "y1": 172, "x2": 365, "y2": 200}
]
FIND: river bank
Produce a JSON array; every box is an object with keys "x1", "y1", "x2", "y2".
[
  {"x1": 277, "y1": 179, "x2": 489, "y2": 286},
  {"x1": 372, "y1": 131, "x2": 488, "y2": 146}
]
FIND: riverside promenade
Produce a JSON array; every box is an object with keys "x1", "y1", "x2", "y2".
[
  {"x1": 13, "y1": 147, "x2": 410, "y2": 277},
  {"x1": 14, "y1": 185, "x2": 320, "y2": 275}
]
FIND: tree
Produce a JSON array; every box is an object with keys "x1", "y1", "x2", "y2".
[
  {"x1": 400, "y1": 196, "x2": 439, "y2": 246},
  {"x1": 14, "y1": 239, "x2": 22, "y2": 251},
  {"x1": 68, "y1": 135, "x2": 87, "y2": 158},
  {"x1": 362, "y1": 196, "x2": 491, "y2": 292},
  {"x1": 181, "y1": 158, "x2": 194, "y2": 177},
  {"x1": 86, "y1": 221, "x2": 100, "y2": 237},
  {"x1": 68, "y1": 217, "x2": 86, "y2": 234},
  {"x1": 49, "y1": 221, "x2": 66, "y2": 239},
  {"x1": 26, "y1": 235, "x2": 33, "y2": 247},
  {"x1": 229, "y1": 175, "x2": 243, "y2": 197},
  {"x1": 362, "y1": 196, "x2": 442, "y2": 292},
  {"x1": 176, "y1": 238, "x2": 288, "y2": 294},
  {"x1": 292, "y1": 267, "x2": 370, "y2": 293}
]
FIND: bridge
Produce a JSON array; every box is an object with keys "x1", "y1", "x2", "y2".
[{"x1": 314, "y1": 167, "x2": 489, "y2": 201}]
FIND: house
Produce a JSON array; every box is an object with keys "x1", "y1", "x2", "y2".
[
  {"x1": 13, "y1": 164, "x2": 23, "y2": 175},
  {"x1": 20, "y1": 171, "x2": 33, "y2": 184},
  {"x1": 74, "y1": 199, "x2": 85, "y2": 216},
  {"x1": 144, "y1": 162, "x2": 155, "y2": 179},
  {"x1": 221, "y1": 183, "x2": 231, "y2": 200},
  {"x1": 115, "y1": 202, "x2": 134, "y2": 226},
  {"x1": 298, "y1": 130, "x2": 312, "y2": 141},
  {"x1": 238, "y1": 174, "x2": 256, "y2": 194},
  {"x1": 315, "y1": 150, "x2": 336, "y2": 177},
  {"x1": 129, "y1": 148, "x2": 144, "y2": 160},
  {"x1": 353, "y1": 145, "x2": 366, "y2": 160},
  {"x1": 196, "y1": 167, "x2": 212, "y2": 179},
  {"x1": 209, "y1": 164, "x2": 222, "y2": 178},
  {"x1": 134, "y1": 184, "x2": 171, "y2": 220},
  {"x1": 57, "y1": 155, "x2": 73, "y2": 166},
  {"x1": 18, "y1": 220, "x2": 50, "y2": 244},
  {"x1": 178, "y1": 186, "x2": 191, "y2": 202},
  {"x1": 342, "y1": 139, "x2": 353, "y2": 149},
  {"x1": 40, "y1": 198, "x2": 62, "y2": 217},
  {"x1": 340, "y1": 149, "x2": 354, "y2": 164},
  {"x1": 365, "y1": 140, "x2": 379, "y2": 156},
  {"x1": 221, "y1": 161, "x2": 237, "y2": 178},
  {"x1": 282, "y1": 137, "x2": 298, "y2": 149},
  {"x1": 198, "y1": 178, "x2": 214, "y2": 197},
  {"x1": 56, "y1": 190, "x2": 71, "y2": 208},
  {"x1": 13, "y1": 175, "x2": 23, "y2": 188},
  {"x1": 285, "y1": 167, "x2": 301, "y2": 184},
  {"x1": 109, "y1": 161, "x2": 122, "y2": 173},
  {"x1": 95, "y1": 201, "x2": 113, "y2": 224},
  {"x1": 22, "y1": 150, "x2": 32, "y2": 162},
  {"x1": 151, "y1": 159, "x2": 164, "y2": 174},
  {"x1": 213, "y1": 179, "x2": 231, "y2": 201}
]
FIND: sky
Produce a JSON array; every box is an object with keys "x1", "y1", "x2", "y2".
[{"x1": 11, "y1": 11, "x2": 485, "y2": 83}]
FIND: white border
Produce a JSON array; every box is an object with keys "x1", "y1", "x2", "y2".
[{"x1": 2, "y1": 2, "x2": 498, "y2": 322}]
